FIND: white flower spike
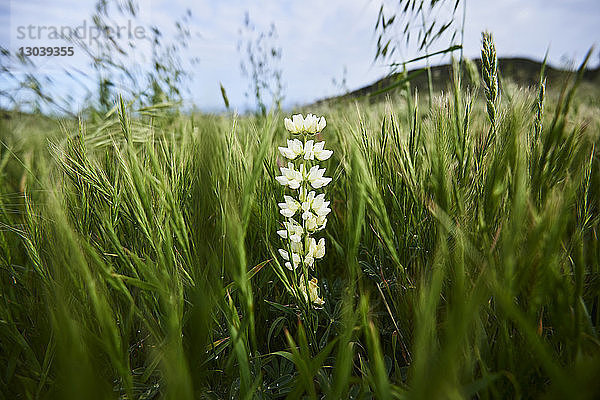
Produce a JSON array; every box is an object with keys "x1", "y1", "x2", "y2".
[{"x1": 277, "y1": 113, "x2": 332, "y2": 309}]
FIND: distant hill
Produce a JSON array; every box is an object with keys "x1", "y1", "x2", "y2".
[{"x1": 316, "y1": 57, "x2": 600, "y2": 104}]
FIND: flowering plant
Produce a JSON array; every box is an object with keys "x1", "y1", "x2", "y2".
[{"x1": 276, "y1": 113, "x2": 332, "y2": 307}]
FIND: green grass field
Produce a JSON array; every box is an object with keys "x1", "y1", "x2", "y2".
[{"x1": 1, "y1": 48, "x2": 600, "y2": 399}]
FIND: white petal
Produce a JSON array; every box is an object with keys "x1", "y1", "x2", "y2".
[
  {"x1": 281, "y1": 163, "x2": 296, "y2": 179},
  {"x1": 315, "y1": 238, "x2": 325, "y2": 258},
  {"x1": 304, "y1": 140, "x2": 314, "y2": 160},
  {"x1": 315, "y1": 208, "x2": 330, "y2": 217},
  {"x1": 278, "y1": 249, "x2": 289, "y2": 260},
  {"x1": 307, "y1": 166, "x2": 320, "y2": 181},
  {"x1": 291, "y1": 242, "x2": 303, "y2": 255},
  {"x1": 310, "y1": 179, "x2": 324, "y2": 189},
  {"x1": 301, "y1": 201, "x2": 310, "y2": 212},
  {"x1": 278, "y1": 146, "x2": 296, "y2": 159},
  {"x1": 275, "y1": 176, "x2": 289, "y2": 186},
  {"x1": 306, "y1": 238, "x2": 317, "y2": 256},
  {"x1": 306, "y1": 216, "x2": 317, "y2": 231},
  {"x1": 317, "y1": 116, "x2": 326, "y2": 132},
  {"x1": 311, "y1": 177, "x2": 331, "y2": 189},
  {"x1": 284, "y1": 118, "x2": 294, "y2": 132},
  {"x1": 284, "y1": 195, "x2": 299, "y2": 211},
  {"x1": 305, "y1": 256, "x2": 314, "y2": 268},
  {"x1": 316, "y1": 149, "x2": 333, "y2": 161},
  {"x1": 318, "y1": 217, "x2": 327, "y2": 230},
  {"x1": 293, "y1": 139, "x2": 304, "y2": 154},
  {"x1": 288, "y1": 179, "x2": 301, "y2": 190},
  {"x1": 312, "y1": 194, "x2": 325, "y2": 209},
  {"x1": 280, "y1": 209, "x2": 295, "y2": 218},
  {"x1": 303, "y1": 114, "x2": 314, "y2": 132},
  {"x1": 292, "y1": 114, "x2": 304, "y2": 132}
]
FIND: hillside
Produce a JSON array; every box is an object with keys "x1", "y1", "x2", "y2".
[{"x1": 317, "y1": 57, "x2": 600, "y2": 104}]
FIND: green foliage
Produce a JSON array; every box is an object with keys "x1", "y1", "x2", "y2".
[{"x1": 1, "y1": 47, "x2": 600, "y2": 399}]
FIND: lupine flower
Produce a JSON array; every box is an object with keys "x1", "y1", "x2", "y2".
[
  {"x1": 301, "y1": 114, "x2": 318, "y2": 133},
  {"x1": 276, "y1": 113, "x2": 332, "y2": 308},
  {"x1": 304, "y1": 114, "x2": 327, "y2": 133},
  {"x1": 305, "y1": 212, "x2": 327, "y2": 232},
  {"x1": 308, "y1": 238, "x2": 325, "y2": 258},
  {"x1": 284, "y1": 114, "x2": 305, "y2": 134},
  {"x1": 301, "y1": 191, "x2": 331, "y2": 217},
  {"x1": 291, "y1": 240, "x2": 303, "y2": 255},
  {"x1": 279, "y1": 249, "x2": 301, "y2": 270},
  {"x1": 276, "y1": 163, "x2": 304, "y2": 189},
  {"x1": 277, "y1": 220, "x2": 303, "y2": 242},
  {"x1": 304, "y1": 140, "x2": 333, "y2": 161},
  {"x1": 284, "y1": 113, "x2": 326, "y2": 134},
  {"x1": 303, "y1": 141, "x2": 314, "y2": 160},
  {"x1": 305, "y1": 165, "x2": 332, "y2": 189},
  {"x1": 302, "y1": 208, "x2": 329, "y2": 225},
  {"x1": 316, "y1": 116, "x2": 326, "y2": 132},
  {"x1": 299, "y1": 276, "x2": 325, "y2": 306},
  {"x1": 279, "y1": 195, "x2": 301, "y2": 218},
  {"x1": 304, "y1": 238, "x2": 325, "y2": 268},
  {"x1": 279, "y1": 139, "x2": 304, "y2": 160}
]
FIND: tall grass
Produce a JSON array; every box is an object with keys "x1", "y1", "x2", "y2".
[{"x1": 1, "y1": 40, "x2": 599, "y2": 399}]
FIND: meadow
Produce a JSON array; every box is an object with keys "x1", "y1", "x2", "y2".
[{"x1": 1, "y1": 44, "x2": 600, "y2": 398}]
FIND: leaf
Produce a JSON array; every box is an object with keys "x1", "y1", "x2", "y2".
[
  {"x1": 264, "y1": 299, "x2": 297, "y2": 316},
  {"x1": 267, "y1": 316, "x2": 287, "y2": 350}
]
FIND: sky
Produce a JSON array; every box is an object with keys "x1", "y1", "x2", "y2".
[{"x1": 2, "y1": 0, "x2": 599, "y2": 113}]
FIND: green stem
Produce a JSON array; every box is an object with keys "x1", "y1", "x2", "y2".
[{"x1": 300, "y1": 131, "x2": 319, "y2": 353}]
